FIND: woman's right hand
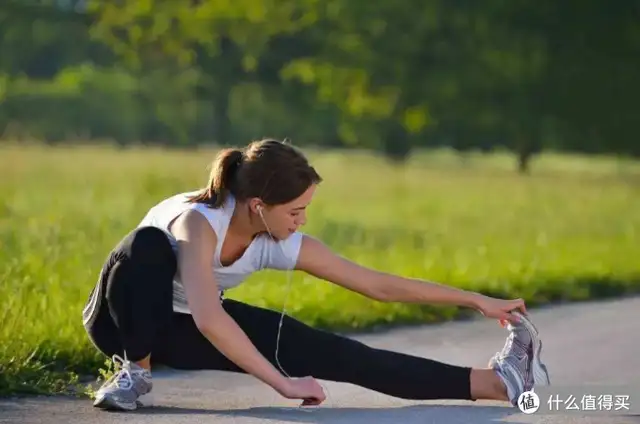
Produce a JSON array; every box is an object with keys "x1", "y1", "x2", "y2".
[{"x1": 278, "y1": 376, "x2": 326, "y2": 406}]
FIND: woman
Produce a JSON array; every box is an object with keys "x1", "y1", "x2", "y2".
[{"x1": 82, "y1": 138, "x2": 550, "y2": 412}]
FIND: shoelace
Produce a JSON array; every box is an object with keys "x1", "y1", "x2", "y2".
[
  {"x1": 109, "y1": 354, "x2": 134, "y2": 390},
  {"x1": 496, "y1": 331, "x2": 515, "y2": 359},
  {"x1": 499, "y1": 330, "x2": 532, "y2": 367}
]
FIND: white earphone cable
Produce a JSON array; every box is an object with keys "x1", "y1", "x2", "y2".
[{"x1": 257, "y1": 207, "x2": 333, "y2": 409}]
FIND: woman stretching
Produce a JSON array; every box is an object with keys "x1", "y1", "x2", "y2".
[{"x1": 82, "y1": 138, "x2": 550, "y2": 412}]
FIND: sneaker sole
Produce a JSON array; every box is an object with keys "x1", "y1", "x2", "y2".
[
  {"x1": 93, "y1": 393, "x2": 138, "y2": 411},
  {"x1": 512, "y1": 312, "x2": 551, "y2": 386}
]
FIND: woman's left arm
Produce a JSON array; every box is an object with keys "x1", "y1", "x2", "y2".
[{"x1": 295, "y1": 235, "x2": 481, "y2": 308}]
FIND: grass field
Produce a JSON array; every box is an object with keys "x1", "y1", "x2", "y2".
[{"x1": 1, "y1": 142, "x2": 639, "y2": 396}]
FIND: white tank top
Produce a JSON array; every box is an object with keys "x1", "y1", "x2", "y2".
[{"x1": 137, "y1": 190, "x2": 304, "y2": 314}]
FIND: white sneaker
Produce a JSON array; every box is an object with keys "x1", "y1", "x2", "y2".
[
  {"x1": 93, "y1": 354, "x2": 153, "y2": 411},
  {"x1": 489, "y1": 311, "x2": 550, "y2": 406}
]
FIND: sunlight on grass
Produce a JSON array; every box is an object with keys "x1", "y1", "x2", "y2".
[{"x1": 1, "y1": 142, "x2": 639, "y2": 394}]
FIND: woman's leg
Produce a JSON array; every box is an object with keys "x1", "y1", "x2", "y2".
[
  {"x1": 153, "y1": 299, "x2": 510, "y2": 402},
  {"x1": 82, "y1": 226, "x2": 177, "y2": 410},
  {"x1": 103, "y1": 227, "x2": 176, "y2": 364}
]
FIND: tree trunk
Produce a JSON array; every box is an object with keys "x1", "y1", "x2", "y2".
[
  {"x1": 516, "y1": 136, "x2": 540, "y2": 174},
  {"x1": 518, "y1": 149, "x2": 532, "y2": 174},
  {"x1": 212, "y1": 83, "x2": 232, "y2": 145},
  {"x1": 382, "y1": 119, "x2": 412, "y2": 162}
]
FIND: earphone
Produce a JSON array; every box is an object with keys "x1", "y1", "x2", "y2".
[{"x1": 255, "y1": 203, "x2": 332, "y2": 410}]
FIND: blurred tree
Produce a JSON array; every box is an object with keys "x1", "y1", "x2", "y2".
[
  {"x1": 538, "y1": 0, "x2": 640, "y2": 157},
  {"x1": 0, "y1": 0, "x2": 110, "y2": 79},
  {"x1": 2, "y1": 0, "x2": 638, "y2": 168},
  {"x1": 87, "y1": 0, "x2": 321, "y2": 145}
]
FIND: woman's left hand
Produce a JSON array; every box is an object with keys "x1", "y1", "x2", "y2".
[{"x1": 473, "y1": 295, "x2": 528, "y2": 326}]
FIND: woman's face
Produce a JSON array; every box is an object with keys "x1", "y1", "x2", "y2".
[{"x1": 256, "y1": 184, "x2": 317, "y2": 240}]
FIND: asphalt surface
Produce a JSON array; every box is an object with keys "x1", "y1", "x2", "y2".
[{"x1": 2, "y1": 295, "x2": 640, "y2": 424}]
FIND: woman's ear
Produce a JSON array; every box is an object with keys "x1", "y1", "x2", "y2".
[{"x1": 248, "y1": 197, "x2": 264, "y2": 215}]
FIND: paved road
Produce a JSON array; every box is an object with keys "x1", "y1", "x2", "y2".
[{"x1": 2, "y1": 296, "x2": 640, "y2": 424}]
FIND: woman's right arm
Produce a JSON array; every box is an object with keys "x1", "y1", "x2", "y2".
[{"x1": 170, "y1": 209, "x2": 293, "y2": 396}]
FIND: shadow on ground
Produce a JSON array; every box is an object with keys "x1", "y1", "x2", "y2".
[
  {"x1": 0, "y1": 398, "x2": 513, "y2": 424},
  {"x1": 128, "y1": 403, "x2": 514, "y2": 424},
  {"x1": 4, "y1": 398, "x2": 640, "y2": 424}
]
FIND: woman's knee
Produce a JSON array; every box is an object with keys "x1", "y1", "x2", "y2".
[
  {"x1": 105, "y1": 227, "x2": 177, "y2": 303},
  {"x1": 125, "y1": 226, "x2": 177, "y2": 269}
]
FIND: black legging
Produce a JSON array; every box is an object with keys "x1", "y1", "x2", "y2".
[{"x1": 82, "y1": 226, "x2": 473, "y2": 401}]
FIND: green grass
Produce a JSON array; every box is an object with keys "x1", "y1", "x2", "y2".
[{"x1": 1, "y1": 142, "x2": 639, "y2": 396}]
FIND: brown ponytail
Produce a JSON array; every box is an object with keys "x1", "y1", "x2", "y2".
[
  {"x1": 186, "y1": 148, "x2": 243, "y2": 208},
  {"x1": 187, "y1": 138, "x2": 322, "y2": 208}
]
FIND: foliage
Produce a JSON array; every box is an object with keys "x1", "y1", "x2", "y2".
[
  {"x1": 1, "y1": 144, "x2": 639, "y2": 394},
  {"x1": 1, "y1": 1, "x2": 639, "y2": 170}
]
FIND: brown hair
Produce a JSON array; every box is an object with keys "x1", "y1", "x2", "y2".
[{"x1": 187, "y1": 139, "x2": 322, "y2": 208}]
